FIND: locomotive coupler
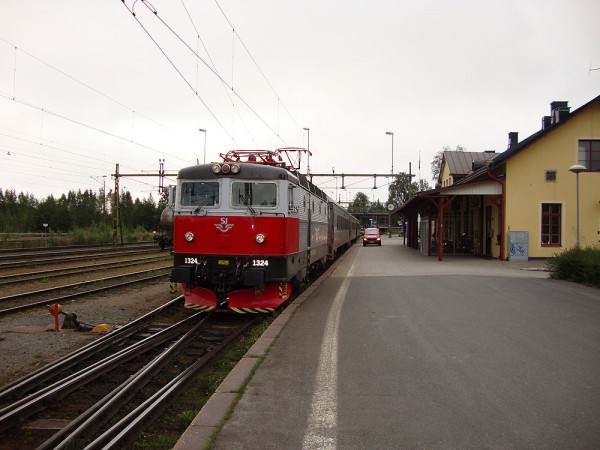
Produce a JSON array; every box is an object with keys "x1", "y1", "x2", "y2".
[
  {"x1": 216, "y1": 294, "x2": 228, "y2": 310},
  {"x1": 215, "y1": 273, "x2": 229, "y2": 310}
]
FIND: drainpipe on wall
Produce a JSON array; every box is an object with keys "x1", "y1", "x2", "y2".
[{"x1": 487, "y1": 169, "x2": 506, "y2": 260}]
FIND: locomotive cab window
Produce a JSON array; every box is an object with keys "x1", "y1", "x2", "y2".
[
  {"x1": 232, "y1": 182, "x2": 277, "y2": 207},
  {"x1": 180, "y1": 182, "x2": 219, "y2": 207}
]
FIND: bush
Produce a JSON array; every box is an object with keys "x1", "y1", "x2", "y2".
[
  {"x1": 69, "y1": 224, "x2": 114, "y2": 245},
  {"x1": 546, "y1": 246, "x2": 600, "y2": 287},
  {"x1": 123, "y1": 226, "x2": 155, "y2": 243}
]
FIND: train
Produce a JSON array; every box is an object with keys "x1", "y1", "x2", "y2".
[{"x1": 169, "y1": 149, "x2": 360, "y2": 313}]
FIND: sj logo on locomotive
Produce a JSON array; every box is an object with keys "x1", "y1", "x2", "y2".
[{"x1": 215, "y1": 217, "x2": 234, "y2": 233}]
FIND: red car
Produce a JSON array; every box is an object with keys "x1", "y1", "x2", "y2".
[{"x1": 362, "y1": 228, "x2": 381, "y2": 246}]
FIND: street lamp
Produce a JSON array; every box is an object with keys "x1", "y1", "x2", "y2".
[
  {"x1": 199, "y1": 128, "x2": 207, "y2": 164},
  {"x1": 303, "y1": 127, "x2": 310, "y2": 175},
  {"x1": 385, "y1": 131, "x2": 394, "y2": 175},
  {"x1": 569, "y1": 164, "x2": 586, "y2": 248}
]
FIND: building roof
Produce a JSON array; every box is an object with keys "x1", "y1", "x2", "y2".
[
  {"x1": 443, "y1": 151, "x2": 497, "y2": 177},
  {"x1": 397, "y1": 94, "x2": 600, "y2": 215},
  {"x1": 455, "y1": 94, "x2": 600, "y2": 186}
]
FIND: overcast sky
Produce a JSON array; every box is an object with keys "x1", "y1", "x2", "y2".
[{"x1": 1, "y1": 0, "x2": 598, "y2": 204}]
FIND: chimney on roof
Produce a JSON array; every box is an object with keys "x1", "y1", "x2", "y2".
[
  {"x1": 472, "y1": 160, "x2": 487, "y2": 171},
  {"x1": 550, "y1": 101, "x2": 570, "y2": 124},
  {"x1": 542, "y1": 116, "x2": 552, "y2": 129},
  {"x1": 508, "y1": 132, "x2": 519, "y2": 149}
]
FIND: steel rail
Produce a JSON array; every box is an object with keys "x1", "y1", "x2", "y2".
[
  {"x1": 0, "y1": 296, "x2": 184, "y2": 401},
  {"x1": 0, "y1": 255, "x2": 170, "y2": 285},
  {"x1": 0, "y1": 242, "x2": 156, "y2": 259},
  {"x1": 0, "y1": 272, "x2": 170, "y2": 316},
  {"x1": 39, "y1": 313, "x2": 214, "y2": 450},
  {"x1": 0, "y1": 241, "x2": 155, "y2": 255},
  {"x1": 0, "y1": 312, "x2": 203, "y2": 433},
  {"x1": 0, "y1": 266, "x2": 171, "y2": 302},
  {"x1": 83, "y1": 318, "x2": 255, "y2": 450},
  {"x1": 0, "y1": 248, "x2": 160, "y2": 269}
]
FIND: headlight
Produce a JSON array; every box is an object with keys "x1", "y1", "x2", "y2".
[
  {"x1": 211, "y1": 163, "x2": 240, "y2": 174},
  {"x1": 185, "y1": 232, "x2": 195, "y2": 242},
  {"x1": 255, "y1": 233, "x2": 266, "y2": 244}
]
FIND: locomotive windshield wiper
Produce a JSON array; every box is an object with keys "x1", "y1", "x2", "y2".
[
  {"x1": 193, "y1": 196, "x2": 214, "y2": 214},
  {"x1": 238, "y1": 194, "x2": 256, "y2": 215}
]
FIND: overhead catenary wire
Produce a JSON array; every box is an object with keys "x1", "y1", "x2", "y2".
[
  {"x1": 213, "y1": 0, "x2": 303, "y2": 132},
  {"x1": 122, "y1": 0, "x2": 242, "y2": 148},
  {"x1": 127, "y1": 0, "x2": 289, "y2": 147},
  {"x1": 0, "y1": 93, "x2": 190, "y2": 166},
  {"x1": 0, "y1": 37, "x2": 185, "y2": 199},
  {"x1": 179, "y1": 0, "x2": 257, "y2": 147},
  {"x1": 0, "y1": 132, "x2": 170, "y2": 181},
  {"x1": 0, "y1": 36, "x2": 196, "y2": 198},
  {"x1": 0, "y1": 36, "x2": 178, "y2": 134}
]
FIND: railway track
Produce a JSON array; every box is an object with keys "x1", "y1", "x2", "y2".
[
  {"x1": 0, "y1": 241, "x2": 156, "y2": 255},
  {"x1": 0, "y1": 255, "x2": 169, "y2": 286},
  {"x1": 0, "y1": 240, "x2": 342, "y2": 448},
  {"x1": 0, "y1": 296, "x2": 258, "y2": 449},
  {"x1": 0, "y1": 248, "x2": 163, "y2": 270},
  {"x1": 0, "y1": 267, "x2": 171, "y2": 316}
]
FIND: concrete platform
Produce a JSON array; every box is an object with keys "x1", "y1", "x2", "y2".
[{"x1": 174, "y1": 238, "x2": 600, "y2": 449}]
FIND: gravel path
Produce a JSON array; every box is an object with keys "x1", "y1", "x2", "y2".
[{"x1": 0, "y1": 280, "x2": 179, "y2": 387}]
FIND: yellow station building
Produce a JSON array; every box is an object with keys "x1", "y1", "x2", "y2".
[{"x1": 398, "y1": 95, "x2": 600, "y2": 261}]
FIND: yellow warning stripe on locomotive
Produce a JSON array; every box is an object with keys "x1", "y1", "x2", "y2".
[
  {"x1": 230, "y1": 307, "x2": 275, "y2": 314},
  {"x1": 184, "y1": 303, "x2": 215, "y2": 312},
  {"x1": 278, "y1": 282, "x2": 289, "y2": 298}
]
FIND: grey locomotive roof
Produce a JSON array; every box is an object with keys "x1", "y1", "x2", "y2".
[
  {"x1": 177, "y1": 163, "x2": 329, "y2": 201},
  {"x1": 178, "y1": 163, "x2": 298, "y2": 182}
]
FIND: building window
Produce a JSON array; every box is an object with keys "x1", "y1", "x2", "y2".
[
  {"x1": 541, "y1": 203, "x2": 561, "y2": 246},
  {"x1": 578, "y1": 140, "x2": 600, "y2": 171},
  {"x1": 545, "y1": 170, "x2": 557, "y2": 182}
]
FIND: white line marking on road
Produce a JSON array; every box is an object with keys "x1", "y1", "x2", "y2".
[{"x1": 302, "y1": 259, "x2": 356, "y2": 450}]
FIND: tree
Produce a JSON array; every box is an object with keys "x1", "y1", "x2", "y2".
[
  {"x1": 370, "y1": 200, "x2": 386, "y2": 212},
  {"x1": 388, "y1": 172, "x2": 419, "y2": 206},
  {"x1": 348, "y1": 192, "x2": 370, "y2": 213},
  {"x1": 418, "y1": 179, "x2": 431, "y2": 192},
  {"x1": 0, "y1": 189, "x2": 39, "y2": 232},
  {"x1": 430, "y1": 145, "x2": 465, "y2": 183},
  {"x1": 119, "y1": 191, "x2": 134, "y2": 227},
  {"x1": 131, "y1": 195, "x2": 158, "y2": 230}
]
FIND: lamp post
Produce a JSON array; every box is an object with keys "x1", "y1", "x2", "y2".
[
  {"x1": 199, "y1": 128, "x2": 207, "y2": 164},
  {"x1": 303, "y1": 127, "x2": 310, "y2": 175},
  {"x1": 385, "y1": 131, "x2": 394, "y2": 175},
  {"x1": 568, "y1": 164, "x2": 586, "y2": 248}
]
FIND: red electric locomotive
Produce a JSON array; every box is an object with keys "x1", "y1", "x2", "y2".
[{"x1": 170, "y1": 149, "x2": 359, "y2": 313}]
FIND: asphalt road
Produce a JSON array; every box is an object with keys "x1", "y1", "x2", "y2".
[{"x1": 213, "y1": 238, "x2": 600, "y2": 449}]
